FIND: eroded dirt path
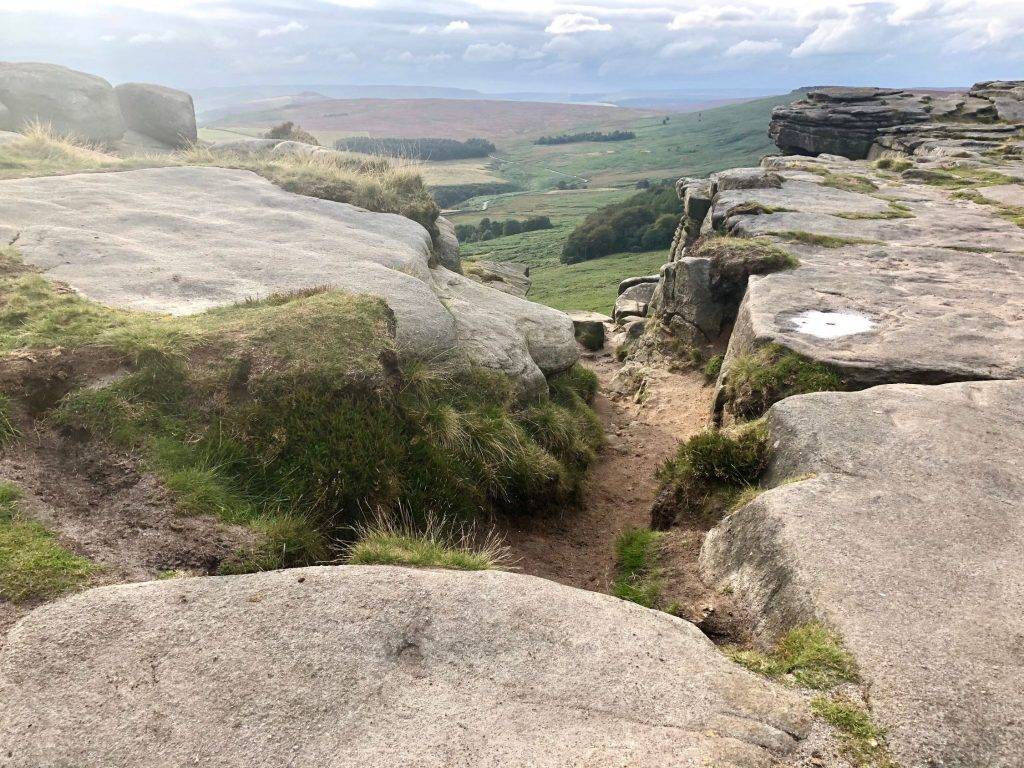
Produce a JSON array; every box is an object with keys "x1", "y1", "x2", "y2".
[{"x1": 504, "y1": 349, "x2": 714, "y2": 593}]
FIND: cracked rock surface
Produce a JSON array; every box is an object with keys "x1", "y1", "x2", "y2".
[
  {"x1": 0, "y1": 566, "x2": 810, "y2": 767},
  {"x1": 701, "y1": 380, "x2": 1024, "y2": 768}
]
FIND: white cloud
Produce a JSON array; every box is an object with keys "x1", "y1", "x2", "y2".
[
  {"x1": 546, "y1": 13, "x2": 612, "y2": 34},
  {"x1": 725, "y1": 38, "x2": 783, "y2": 56},
  {"x1": 442, "y1": 20, "x2": 471, "y2": 33},
  {"x1": 257, "y1": 20, "x2": 306, "y2": 38},
  {"x1": 395, "y1": 50, "x2": 453, "y2": 63},
  {"x1": 668, "y1": 6, "x2": 757, "y2": 31},
  {"x1": 128, "y1": 30, "x2": 178, "y2": 45},
  {"x1": 99, "y1": 34, "x2": 117, "y2": 43},
  {"x1": 790, "y1": 6, "x2": 879, "y2": 57},
  {"x1": 463, "y1": 42, "x2": 519, "y2": 61}
]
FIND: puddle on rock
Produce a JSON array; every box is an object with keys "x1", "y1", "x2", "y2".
[{"x1": 790, "y1": 310, "x2": 874, "y2": 339}]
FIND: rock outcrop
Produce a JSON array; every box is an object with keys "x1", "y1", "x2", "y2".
[
  {"x1": 768, "y1": 83, "x2": 1023, "y2": 159},
  {"x1": 0, "y1": 166, "x2": 576, "y2": 392},
  {"x1": 0, "y1": 566, "x2": 811, "y2": 767},
  {"x1": 701, "y1": 381, "x2": 1024, "y2": 767},
  {"x1": 463, "y1": 259, "x2": 531, "y2": 297},
  {"x1": 114, "y1": 82, "x2": 197, "y2": 148},
  {"x1": 0, "y1": 62, "x2": 125, "y2": 142},
  {"x1": 0, "y1": 61, "x2": 198, "y2": 149}
]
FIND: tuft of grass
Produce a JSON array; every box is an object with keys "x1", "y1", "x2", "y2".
[
  {"x1": 777, "y1": 231, "x2": 882, "y2": 248},
  {"x1": 812, "y1": 697, "x2": 898, "y2": 768},
  {"x1": 690, "y1": 235, "x2": 799, "y2": 272},
  {"x1": 703, "y1": 354, "x2": 724, "y2": 381},
  {"x1": 345, "y1": 510, "x2": 510, "y2": 571},
  {"x1": 820, "y1": 173, "x2": 878, "y2": 193},
  {"x1": 724, "y1": 622, "x2": 859, "y2": 690},
  {"x1": 655, "y1": 420, "x2": 769, "y2": 527},
  {"x1": 722, "y1": 343, "x2": 845, "y2": 420},
  {"x1": 872, "y1": 157, "x2": 913, "y2": 173},
  {"x1": 904, "y1": 165, "x2": 1018, "y2": 190},
  {"x1": 0, "y1": 393, "x2": 19, "y2": 447},
  {"x1": 835, "y1": 202, "x2": 914, "y2": 220},
  {"x1": 611, "y1": 527, "x2": 664, "y2": 607},
  {"x1": 0, "y1": 481, "x2": 97, "y2": 602},
  {"x1": 728, "y1": 201, "x2": 794, "y2": 216}
]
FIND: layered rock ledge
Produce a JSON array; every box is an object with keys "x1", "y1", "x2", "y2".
[
  {"x1": 701, "y1": 381, "x2": 1024, "y2": 767},
  {"x1": 769, "y1": 82, "x2": 1023, "y2": 159},
  {"x1": 0, "y1": 166, "x2": 576, "y2": 392},
  {"x1": 0, "y1": 566, "x2": 810, "y2": 767}
]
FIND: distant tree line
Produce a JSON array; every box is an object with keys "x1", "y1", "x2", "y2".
[
  {"x1": 561, "y1": 184, "x2": 681, "y2": 264},
  {"x1": 335, "y1": 137, "x2": 496, "y2": 160},
  {"x1": 264, "y1": 122, "x2": 319, "y2": 145},
  {"x1": 429, "y1": 182, "x2": 519, "y2": 209},
  {"x1": 455, "y1": 216, "x2": 553, "y2": 243},
  {"x1": 535, "y1": 130, "x2": 636, "y2": 146}
]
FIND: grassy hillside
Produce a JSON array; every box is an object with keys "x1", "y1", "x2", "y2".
[{"x1": 493, "y1": 92, "x2": 800, "y2": 190}]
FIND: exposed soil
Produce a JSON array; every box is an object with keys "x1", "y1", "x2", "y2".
[
  {"x1": 0, "y1": 423, "x2": 255, "y2": 640},
  {"x1": 503, "y1": 345, "x2": 749, "y2": 640}
]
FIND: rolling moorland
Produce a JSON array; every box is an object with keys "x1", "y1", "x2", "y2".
[{"x1": 202, "y1": 91, "x2": 797, "y2": 314}]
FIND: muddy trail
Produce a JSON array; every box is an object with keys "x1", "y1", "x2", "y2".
[{"x1": 503, "y1": 348, "x2": 731, "y2": 626}]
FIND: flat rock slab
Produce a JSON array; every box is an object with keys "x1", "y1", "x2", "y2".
[
  {"x1": 978, "y1": 183, "x2": 1024, "y2": 207},
  {"x1": 704, "y1": 155, "x2": 1024, "y2": 407},
  {"x1": 700, "y1": 381, "x2": 1024, "y2": 767},
  {"x1": 0, "y1": 166, "x2": 575, "y2": 391},
  {"x1": 0, "y1": 566, "x2": 809, "y2": 767}
]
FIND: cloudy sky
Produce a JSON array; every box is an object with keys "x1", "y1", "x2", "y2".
[{"x1": 1, "y1": 0, "x2": 1021, "y2": 95}]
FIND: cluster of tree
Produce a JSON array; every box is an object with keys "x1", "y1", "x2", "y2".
[
  {"x1": 429, "y1": 182, "x2": 518, "y2": 209},
  {"x1": 334, "y1": 137, "x2": 495, "y2": 160},
  {"x1": 264, "y1": 122, "x2": 319, "y2": 145},
  {"x1": 560, "y1": 184, "x2": 681, "y2": 264},
  {"x1": 555, "y1": 179, "x2": 588, "y2": 190},
  {"x1": 534, "y1": 130, "x2": 635, "y2": 146},
  {"x1": 455, "y1": 216, "x2": 552, "y2": 243}
]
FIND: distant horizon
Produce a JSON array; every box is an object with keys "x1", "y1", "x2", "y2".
[{"x1": 1, "y1": 1, "x2": 1020, "y2": 96}]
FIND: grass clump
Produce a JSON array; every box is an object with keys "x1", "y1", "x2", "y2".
[
  {"x1": 812, "y1": 697, "x2": 898, "y2": 768},
  {"x1": 872, "y1": 157, "x2": 913, "y2": 173},
  {"x1": 611, "y1": 527, "x2": 664, "y2": 607},
  {"x1": 690, "y1": 235, "x2": 800, "y2": 273},
  {"x1": 653, "y1": 420, "x2": 769, "y2": 528},
  {"x1": 703, "y1": 354, "x2": 724, "y2": 381},
  {"x1": 0, "y1": 481, "x2": 97, "y2": 602},
  {"x1": 345, "y1": 510, "x2": 510, "y2": 571},
  {"x1": 777, "y1": 231, "x2": 881, "y2": 248},
  {"x1": 835, "y1": 202, "x2": 914, "y2": 220},
  {"x1": 725, "y1": 623, "x2": 859, "y2": 690},
  {"x1": 0, "y1": 393, "x2": 19, "y2": 447},
  {"x1": 728, "y1": 201, "x2": 793, "y2": 216},
  {"x1": 820, "y1": 173, "x2": 879, "y2": 193},
  {"x1": 722, "y1": 343, "x2": 845, "y2": 420},
  {"x1": 1, "y1": 251, "x2": 602, "y2": 573}
]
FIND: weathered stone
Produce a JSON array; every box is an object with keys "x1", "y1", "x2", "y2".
[
  {"x1": 769, "y1": 86, "x2": 1001, "y2": 159},
  {"x1": 0, "y1": 566, "x2": 811, "y2": 767},
  {"x1": 701, "y1": 380, "x2": 1024, "y2": 768},
  {"x1": 712, "y1": 168, "x2": 783, "y2": 191},
  {"x1": 977, "y1": 183, "x2": 1024, "y2": 207},
  {"x1": 0, "y1": 166, "x2": 575, "y2": 393},
  {"x1": 463, "y1": 259, "x2": 530, "y2": 297},
  {"x1": 434, "y1": 215, "x2": 462, "y2": 273},
  {"x1": 970, "y1": 80, "x2": 1024, "y2": 121},
  {"x1": 617, "y1": 274, "x2": 659, "y2": 295},
  {"x1": 114, "y1": 82, "x2": 197, "y2": 148},
  {"x1": 566, "y1": 310, "x2": 610, "y2": 351},
  {"x1": 614, "y1": 281, "x2": 656, "y2": 322},
  {"x1": 0, "y1": 62, "x2": 124, "y2": 142}
]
